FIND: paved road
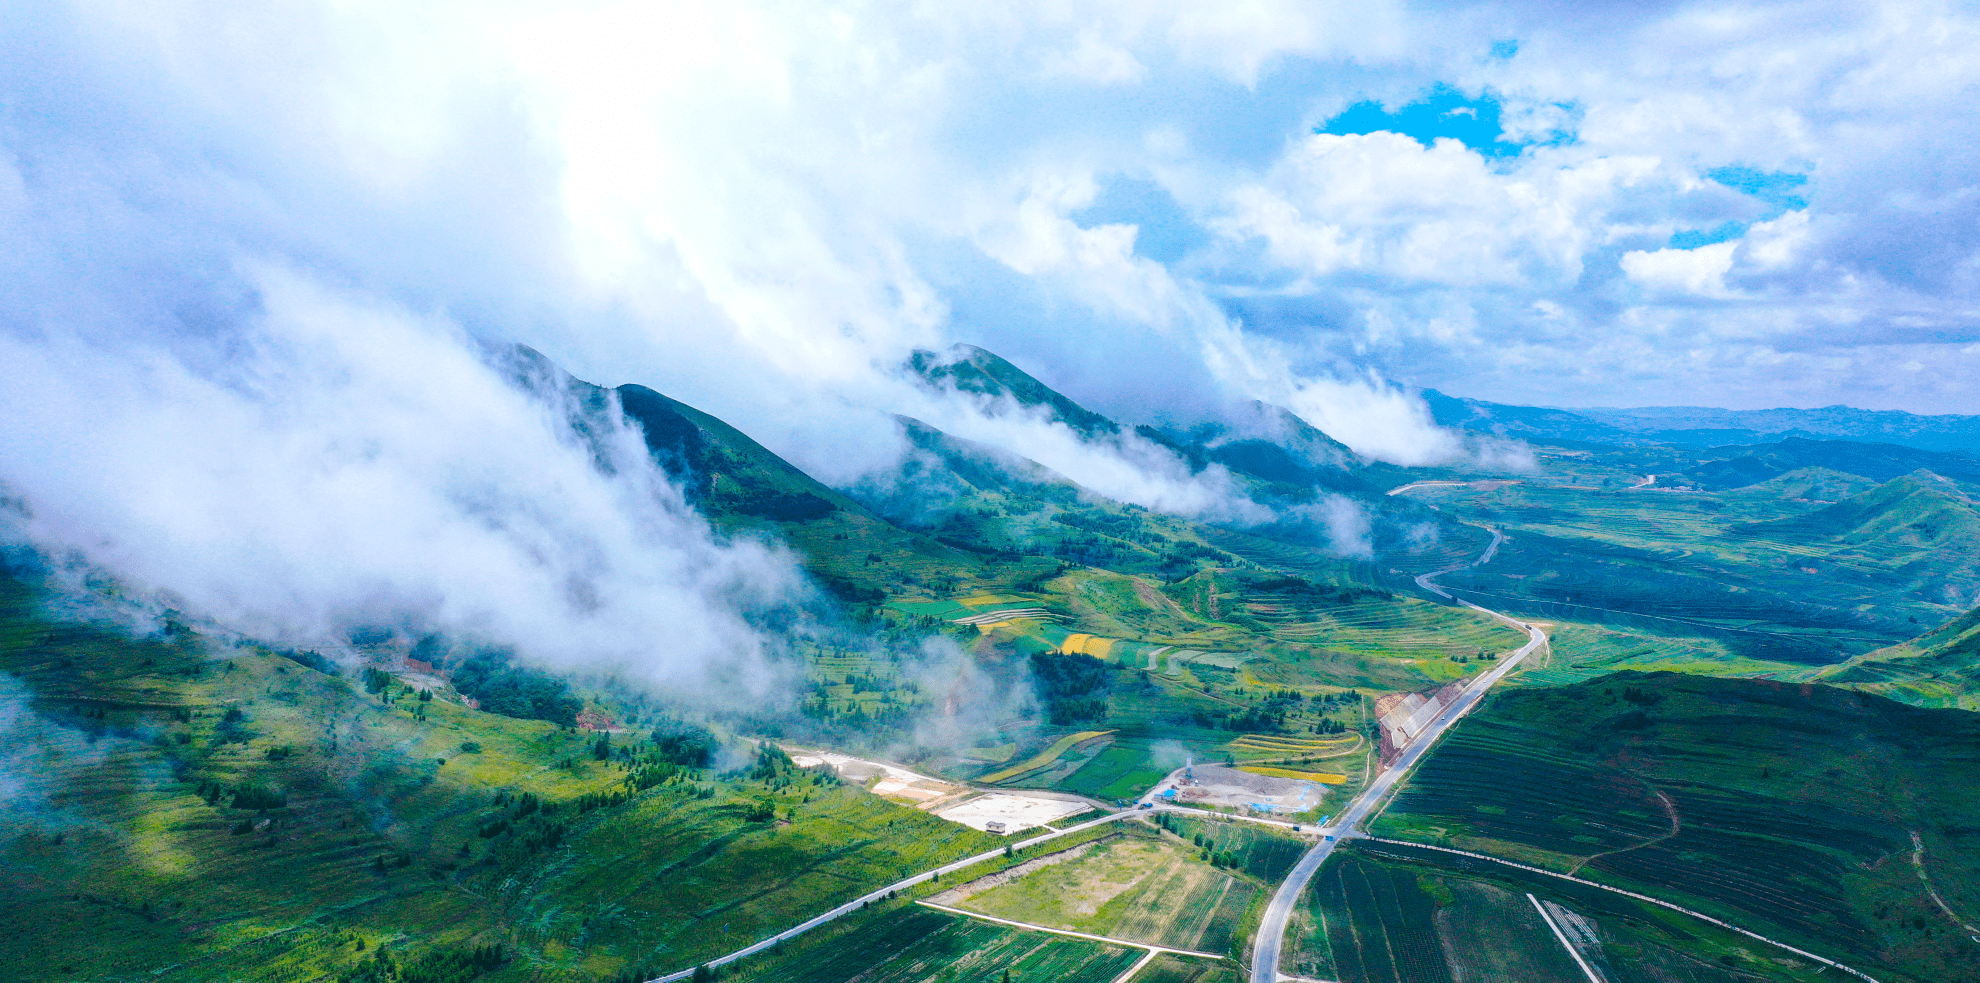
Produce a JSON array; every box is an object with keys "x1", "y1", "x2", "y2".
[
  {"x1": 649, "y1": 529, "x2": 1533, "y2": 983},
  {"x1": 1366, "y1": 838, "x2": 1881, "y2": 983},
  {"x1": 1249, "y1": 542, "x2": 1545, "y2": 983},
  {"x1": 644, "y1": 809, "x2": 1137, "y2": 982}
]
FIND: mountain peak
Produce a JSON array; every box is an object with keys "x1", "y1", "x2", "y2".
[{"x1": 905, "y1": 343, "x2": 1119, "y2": 436}]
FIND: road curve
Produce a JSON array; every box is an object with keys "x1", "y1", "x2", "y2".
[{"x1": 1249, "y1": 537, "x2": 1544, "y2": 983}]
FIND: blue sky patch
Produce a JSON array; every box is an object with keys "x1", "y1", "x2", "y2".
[
  {"x1": 1489, "y1": 40, "x2": 1519, "y2": 60},
  {"x1": 1668, "y1": 220, "x2": 1748, "y2": 250},
  {"x1": 1071, "y1": 176, "x2": 1208, "y2": 264},
  {"x1": 1706, "y1": 166, "x2": 1808, "y2": 216},
  {"x1": 1320, "y1": 84, "x2": 1527, "y2": 158}
]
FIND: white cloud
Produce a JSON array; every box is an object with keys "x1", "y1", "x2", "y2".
[
  {"x1": 1621, "y1": 240, "x2": 1739, "y2": 296},
  {"x1": 3, "y1": 0, "x2": 1980, "y2": 677},
  {"x1": 0, "y1": 268, "x2": 804, "y2": 700},
  {"x1": 1278, "y1": 374, "x2": 1464, "y2": 467}
]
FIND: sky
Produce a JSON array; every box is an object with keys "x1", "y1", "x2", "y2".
[{"x1": 0, "y1": 0, "x2": 1976, "y2": 671}]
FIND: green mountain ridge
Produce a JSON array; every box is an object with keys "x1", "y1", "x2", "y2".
[
  {"x1": 1580, "y1": 402, "x2": 1980, "y2": 455},
  {"x1": 1723, "y1": 466, "x2": 1882, "y2": 503},
  {"x1": 1819, "y1": 605, "x2": 1980, "y2": 709},
  {"x1": 1680, "y1": 437, "x2": 1980, "y2": 491},
  {"x1": 1737, "y1": 470, "x2": 1978, "y2": 541},
  {"x1": 897, "y1": 344, "x2": 1480, "y2": 574},
  {"x1": 907, "y1": 344, "x2": 1120, "y2": 437},
  {"x1": 1426, "y1": 388, "x2": 1980, "y2": 456},
  {"x1": 10, "y1": 343, "x2": 1980, "y2": 983}
]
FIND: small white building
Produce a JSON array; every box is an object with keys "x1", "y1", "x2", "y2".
[{"x1": 985, "y1": 820, "x2": 1007, "y2": 835}]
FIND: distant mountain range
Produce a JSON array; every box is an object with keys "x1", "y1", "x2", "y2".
[{"x1": 1425, "y1": 390, "x2": 1980, "y2": 456}]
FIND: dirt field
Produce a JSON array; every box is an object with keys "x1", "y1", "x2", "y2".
[
  {"x1": 785, "y1": 749, "x2": 961, "y2": 805},
  {"x1": 1160, "y1": 763, "x2": 1325, "y2": 813},
  {"x1": 935, "y1": 791, "x2": 1091, "y2": 832}
]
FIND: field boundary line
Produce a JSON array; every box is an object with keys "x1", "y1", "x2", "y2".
[
  {"x1": 1361, "y1": 838, "x2": 1880, "y2": 982},
  {"x1": 916, "y1": 900, "x2": 1227, "y2": 960},
  {"x1": 642, "y1": 809, "x2": 1140, "y2": 982},
  {"x1": 1568, "y1": 789, "x2": 1679, "y2": 876},
  {"x1": 1527, "y1": 893, "x2": 1603, "y2": 983}
]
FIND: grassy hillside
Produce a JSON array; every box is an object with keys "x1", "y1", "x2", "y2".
[
  {"x1": 1409, "y1": 474, "x2": 1969, "y2": 662},
  {"x1": 0, "y1": 572, "x2": 1005, "y2": 983},
  {"x1": 1295, "y1": 843, "x2": 1852, "y2": 983},
  {"x1": 1373, "y1": 671, "x2": 1980, "y2": 983},
  {"x1": 1817, "y1": 606, "x2": 1980, "y2": 709},
  {"x1": 908, "y1": 344, "x2": 1121, "y2": 437},
  {"x1": 1732, "y1": 471, "x2": 1980, "y2": 605},
  {"x1": 1724, "y1": 466, "x2": 1881, "y2": 504}
]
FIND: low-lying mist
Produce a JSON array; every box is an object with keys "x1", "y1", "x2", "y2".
[{"x1": 0, "y1": 268, "x2": 808, "y2": 706}]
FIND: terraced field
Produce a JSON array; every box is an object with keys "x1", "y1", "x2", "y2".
[
  {"x1": 979, "y1": 730, "x2": 1115, "y2": 785},
  {"x1": 1226, "y1": 733, "x2": 1362, "y2": 764},
  {"x1": 1294, "y1": 844, "x2": 1841, "y2": 983},
  {"x1": 0, "y1": 581, "x2": 1008, "y2": 983},
  {"x1": 1372, "y1": 671, "x2": 1980, "y2": 982},
  {"x1": 734, "y1": 907, "x2": 1142, "y2": 983}
]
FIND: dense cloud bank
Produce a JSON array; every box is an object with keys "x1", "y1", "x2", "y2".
[
  {"x1": 1, "y1": 1, "x2": 1975, "y2": 675},
  {"x1": 0, "y1": 271, "x2": 803, "y2": 698}
]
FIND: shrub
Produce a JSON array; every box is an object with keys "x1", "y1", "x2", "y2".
[
  {"x1": 231, "y1": 784, "x2": 288, "y2": 810},
  {"x1": 651, "y1": 721, "x2": 719, "y2": 767},
  {"x1": 450, "y1": 650, "x2": 581, "y2": 727}
]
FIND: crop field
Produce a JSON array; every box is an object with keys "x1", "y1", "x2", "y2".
[
  {"x1": 980, "y1": 730, "x2": 1115, "y2": 785},
  {"x1": 1236, "y1": 765, "x2": 1346, "y2": 783},
  {"x1": 1371, "y1": 671, "x2": 1980, "y2": 982},
  {"x1": 734, "y1": 907, "x2": 1143, "y2": 983},
  {"x1": 1129, "y1": 953, "x2": 1243, "y2": 983},
  {"x1": 0, "y1": 577, "x2": 1015, "y2": 983},
  {"x1": 1055, "y1": 737, "x2": 1175, "y2": 800},
  {"x1": 1295, "y1": 843, "x2": 1843, "y2": 983},
  {"x1": 951, "y1": 828, "x2": 1259, "y2": 955},
  {"x1": 1310, "y1": 852, "x2": 1458, "y2": 983},
  {"x1": 1157, "y1": 814, "x2": 1307, "y2": 883}
]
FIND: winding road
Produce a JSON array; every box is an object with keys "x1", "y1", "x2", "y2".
[
  {"x1": 646, "y1": 522, "x2": 1543, "y2": 983},
  {"x1": 1250, "y1": 530, "x2": 1545, "y2": 983}
]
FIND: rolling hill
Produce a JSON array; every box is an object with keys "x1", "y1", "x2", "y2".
[
  {"x1": 1680, "y1": 437, "x2": 1980, "y2": 491},
  {"x1": 1423, "y1": 389, "x2": 1980, "y2": 457},
  {"x1": 1818, "y1": 606, "x2": 1980, "y2": 709},
  {"x1": 1732, "y1": 470, "x2": 1980, "y2": 608},
  {"x1": 1374, "y1": 670, "x2": 1980, "y2": 983},
  {"x1": 900, "y1": 343, "x2": 1483, "y2": 574}
]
